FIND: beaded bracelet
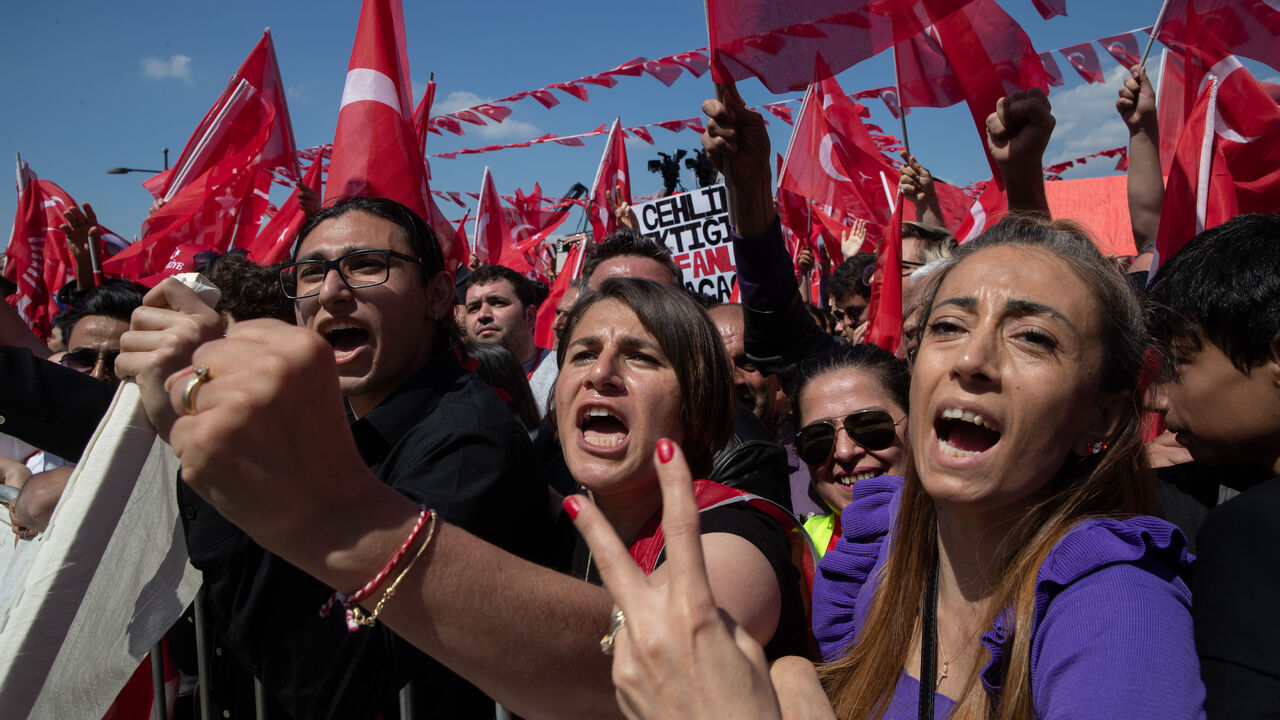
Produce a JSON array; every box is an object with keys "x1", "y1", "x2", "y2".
[{"x1": 320, "y1": 505, "x2": 437, "y2": 632}]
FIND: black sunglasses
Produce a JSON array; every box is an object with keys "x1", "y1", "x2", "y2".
[
  {"x1": 60, "y1": 349, "x2": 120, "y2": 376},
  {"x1": 795, "y1": 409, "x2": 900, "y2": 466}
]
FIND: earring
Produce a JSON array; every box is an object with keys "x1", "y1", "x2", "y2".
[{"x1": 1089, "y1": 441, "x2": 1108, "y2": 455}]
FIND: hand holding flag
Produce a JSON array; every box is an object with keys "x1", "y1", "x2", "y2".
[{"x1": 701, "y1": 82, "x2": 774, "y2": 238}]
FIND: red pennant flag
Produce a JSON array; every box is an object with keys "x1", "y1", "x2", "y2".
[
  {"x1": 1029, "y1": 0, "x2": 1067, "y2": 20},
  {"x1": 580, "y1": 74, "x2": 620, "y2": 89},
  {"x1": 1061, "y1": 43, "x2": 1106, "y2": 83},
  {"x1": 533, "y1": 240, "x2": 584, "y2": 350},
  {"x1": 642, "y1": 59, "x2": 684, "y2": 87},
  {"x1": 453, "y1": 209, "x2": 471, "y2": 251},
  {"x1": 1038, "y1": 52, "x2": 1065, "y2": 87},
  {"x1": 607, "y1": 57, "x2": 648, "y2": 78},
  {"x1": 474, "y1": 166, "x2": 512, "y2": 266},
  {"x1": 866, "y1": 191, "x2": 905, "y2": 354},
  {"x1": 244, "y1": 152, "x2": 325, "y2": 265},
  {"x1": 144, "y1": 30, "x2": 299, "y2": 201},
  {"x1": 528, "y1": 89, "x2": 560, "y2": 109},
  {"x1": 628, "y1": 126, "x2": 655, "y2": 144},
  {"x1": 412, "y1": 77, "x2": 437, "y2": 155},
  {"x1": 668, "y1": 50, "x2": 710, "y2": 77},
  {"x1": 914, "y1": 0, "x2": 1052, "y2": 185},
  {"x1": 550, "y1": 82, "x2": 589, "y2": 102},
  {"x1": 776, "y1": 58, "x2": 899, "y2": 250},
  {"x1": 1157, "y1": 0, "x2": 1280, "y2": 76},
  {"x1": 588, "y1": 118, "x2": 632, "y2": 240},
  {"x1": 1156, "y1": 49, "x2": 1190, "y2": 178},
  {"x1": 705, "y1": 0, "x2": 980, "y2": 93},
  {"x1": 4, "y1": 159, "x2": 79, "y2": 341},
  {"x1": 1098, "y1": 33, "x2": 1141, "y2": 68}
]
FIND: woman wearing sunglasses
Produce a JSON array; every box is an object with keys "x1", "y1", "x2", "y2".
[{"x1": 792, "y1": 344, "x2": 910, "y2": 559}]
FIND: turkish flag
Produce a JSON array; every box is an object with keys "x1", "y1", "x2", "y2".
[
  {"x1": 106, "y1": 122, "x2": 273, "y2": 281},
  {"x1": 533, "y1": 240, "x2": 584, "y2": 350},
  {"x1": 326, "y1": 0, "x2": 466, "y2": 273},
  {"x1": 1154, "y1": 53, "x2": 1280, "y2": 271},
  {"x1": 144, "y1": 30, "x2": 299, "y2": 201},
  {"x1": 587, "y1": 118, "x2": 631, "y2": 240},
  {"x1": 1098, "y1": 33, "x2": 1141, "y2": 68},
  {"x1": 705, "y1": 0, "x2": 980, "y2": 93},
  {"x1": 244, "y1": 152, "x2": 325, "y2": 265},
  {"x1": 1061, "y1": 43, "x2": 1106, "y2": 83},
  {"x1": 1158, "y1": 0, "x2": 1280, "y2": 76},
  {"x1": 507, "y1": 184, "x2": 573, "y2": 253},
  {"x1": 904, "y1": 0, "x2": 1052, "y2": 184},
  {"x1": 1038, "y1": 52, "x2": 1065, "y2": 87},
  {"x1": 474, "y1": 166, "x2": 513, "y2": 267},
  {"x1": 4, "y1": 160, "x2": 79, "y2": 340},
  {"x1": 1153, "y1": 77, "x2": 1237, "y2": 272},
  {"x1": 866, "y1": 191, "x2": 905, "y2": 355},
  {"x1": 954, "y1": 179, "x2": 1006, "y2": 242},
  {"x1": 777, "y1": 58, "x2": 899, "y2": 251}
]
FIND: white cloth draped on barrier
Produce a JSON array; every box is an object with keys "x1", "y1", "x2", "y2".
[{"x1": 0, "y1": 275, "x2": 215, "y2": 718}]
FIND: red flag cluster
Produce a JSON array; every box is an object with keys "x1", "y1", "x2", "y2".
[{"x1": 5, "y1": 161, "x2": 82, "y2": 340}]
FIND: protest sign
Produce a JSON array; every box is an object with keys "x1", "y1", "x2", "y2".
[{"x1": 635, "y1": 184, "x2": 737, "y2": 301}]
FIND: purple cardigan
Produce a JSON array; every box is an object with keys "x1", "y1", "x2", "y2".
[{"x1": 812, "y1": 476, "x2": 1206, "y2": 719}]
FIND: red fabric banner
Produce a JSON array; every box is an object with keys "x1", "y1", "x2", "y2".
[
  {"x1": 4, "y1": 162, "x2": 78, "y2": 341},
  {"x1": 1061, "y1": 42, "x2": 1106, "y2": 83},
  {"x1": 866, "y1": 192, "x2": 905, "y2": 355},
  {"x1": 705, "y1": 0, "x2": 979, "y2": 93},
  {"x1": 144, "y1": 30, "x2": 299, "y2": 201}
]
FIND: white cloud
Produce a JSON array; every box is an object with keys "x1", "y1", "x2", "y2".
[
  {"x1": 140, "y1": 54, "x2": 193, "y2": 84},
  {"x1": 433, "y1": 90, "x2": 540, "y2": 140},
  {"x1": 1044, "y1": 65, "x2": 1131, "y2": 166},
  {"x1": 1262, "y1": 75, "x2": 1280, "y2": 85}
]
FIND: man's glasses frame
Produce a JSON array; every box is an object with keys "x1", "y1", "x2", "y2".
[
  {"x1": 794, "y1": 409, "x2": 903, "y2": 466},
  {"x1": 278, "y1": 249, "x2": 423, "y2": 300},
  {"x1": 60, "y1": 349, "x2": 120, "y2": 376}
]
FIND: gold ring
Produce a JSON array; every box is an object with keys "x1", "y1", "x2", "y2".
[
  {"x1": 182, "y1": 366, "x2": 211, "y2": 415},
  {"x1": 599, "y1": 608, "x2": 626, "y2": 655}
]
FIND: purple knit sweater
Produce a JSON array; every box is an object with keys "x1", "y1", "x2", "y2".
[{"x1": 812, "y1": 476, "x2": 1206, "y2": 719}]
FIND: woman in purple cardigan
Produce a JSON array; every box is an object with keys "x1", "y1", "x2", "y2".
[{"x1": 569, "y1": 213, "x2": 1205, "y2": 719}]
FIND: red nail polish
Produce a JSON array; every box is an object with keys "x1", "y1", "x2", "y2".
[
  {"x1": 657, "y1": 439, "x2": 674, "y2": 464},
  {"x1": 563, "y1": 496, "x2": 581, "y2": 520}
]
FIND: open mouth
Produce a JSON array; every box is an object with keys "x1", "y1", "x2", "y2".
[
  {"x1": 833, "y1": 469, "x2": 881, "y2": 487},
  {"x1": 580, "y1": 407, "x2": 628, "y2": 449},
  {"x1": 323, "y1": 321, "x2": 370, "y2": 358},
  {"x1": 936, "y1": 408, "x2": 1001, "y2": 457}
]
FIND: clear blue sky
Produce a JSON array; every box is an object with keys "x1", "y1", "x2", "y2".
[{"x1": 1, "y1": 1, "x2": 1192, "y2": 251}]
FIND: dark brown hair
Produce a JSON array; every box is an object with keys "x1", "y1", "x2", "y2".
[{"x1": 552, "y1": 277, "x2": 734, "y2": 477}]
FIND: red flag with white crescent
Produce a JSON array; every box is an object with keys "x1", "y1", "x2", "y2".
[
  {"x1": 588, "y1": 118, "x2": 631, "y2": 240},
  {"x1": 245, "y1": 151, "x2": 325, "y2": 265}
]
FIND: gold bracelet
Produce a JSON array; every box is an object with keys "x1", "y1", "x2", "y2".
[{"x1": 349, "y1": 508, "x2": 439, "y2": 628}]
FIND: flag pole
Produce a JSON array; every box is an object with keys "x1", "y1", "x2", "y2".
[
  {"x1": 892, "y1": 47, "x2": 911, "y2": 157},
  {"x1": 703, "y1": 0, "x2": 739, "y2": 231},
  {"x1": 1140, "y1": 0, "x2": 1171, "y2": 68}
]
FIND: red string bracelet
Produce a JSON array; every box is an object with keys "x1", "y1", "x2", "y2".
[{"x1": 320, "y1": 505, "x2": 433, "y2": 632}]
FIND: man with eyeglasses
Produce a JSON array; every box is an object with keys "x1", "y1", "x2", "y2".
[
  {"x1": 5, "y1": 284, "x2": 142, "y2": 537},
  {"x1": 120, "y1": 196, "x2": 550, "y2": 719}
]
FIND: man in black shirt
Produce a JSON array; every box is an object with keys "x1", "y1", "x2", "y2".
[{"x1": 121, "y1": 196, "x2": 549, "y2": 719}]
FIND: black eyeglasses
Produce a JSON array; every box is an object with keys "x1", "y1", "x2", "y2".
[
  {"x1": 831, "y1": 303, "x2": 863, "y2": 324},
  {"x1": 794, "y1": 409, "x2": 901, "y2": 466},
  {"x1": 278, "y1": 249, "x2": 423, "y2": 299},
  {"x1": 60, "y1": 349, "x2": 120, "y2": 377}
]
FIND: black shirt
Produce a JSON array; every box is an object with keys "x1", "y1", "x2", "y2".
[{"x1": 180, "y1": 351, "x2": 551, "y2": 719}]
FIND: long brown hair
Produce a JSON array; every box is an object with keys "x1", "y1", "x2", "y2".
[{"x1": 819, "y1": 215, "x2": 1152, "y2": 719}]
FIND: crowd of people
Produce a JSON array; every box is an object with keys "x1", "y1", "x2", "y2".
[{"x1": 1, "y1": 65, "x2": 1277, "y2": 720}]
